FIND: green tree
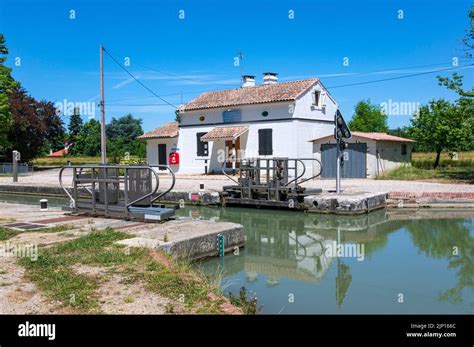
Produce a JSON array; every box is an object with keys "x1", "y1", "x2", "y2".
[
  {"x1": 348, "y1": 100, "x2": 389, "y2": 132},
  {"x1": 0, "y1": 34, "x2": 18, "y2": 157},
  {"x1": 38, "y1": 99, "x2": 65, "y2": 153},
  {"x1": 462, "y1": 6, "x2": 473, "y2": 58},
  {"x1": 435, "y1": 73, "x2": 474, "y2": 151},
  {"x1": 6, "y1": 87, "x2": 63, "y2": 161},
  {"x1": 435, "y1": 8, "x2": 474, "y2": 150},
  {"x1": 67, "y1": 107, "x2": 83, "y2": 154},
  {"x1": 73, "y1": 119, "x2": 101, "y2": 156},
  {"x1": 409, "y1": 99, "x2": 472, "y2": 168},
  {"x1": 105, "y1": 114, "x2": 145, "y2": 157}
]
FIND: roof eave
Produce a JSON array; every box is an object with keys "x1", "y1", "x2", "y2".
[{"x1": 180, "y1": 99, "x2": 295, "y2": 113}]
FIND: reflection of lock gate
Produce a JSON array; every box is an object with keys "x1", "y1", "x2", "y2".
[
  {"x1": 59, "y1": 164, "x2": 177, "y2": 221},
  {"x1": 221, "y1": 157, "x2": 323, "y2": 204}
]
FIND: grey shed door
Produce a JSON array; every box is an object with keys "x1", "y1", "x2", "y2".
[{"x1": 321, "y1": 143, "x2": 367, "y2": 178}]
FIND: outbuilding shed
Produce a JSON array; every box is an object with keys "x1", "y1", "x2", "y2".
[{"x1": 310, "y1": 132, "x2": 415, "y2": 179}]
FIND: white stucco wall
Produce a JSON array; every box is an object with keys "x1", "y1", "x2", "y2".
[
  {"x1": 375, "y1": 141, "x2": 412, "y2": 175},
  {"x1": 145, "y1": 81, "x2": 338, "y2": 177},
  {"x1": 292, "y1": 81, "x2": 338, "y2": 122},
  {"x1": 175, "y1": 121, "x2": 336, "y2": 176},
  {"x1": 145, "y1": 137, "x2": 180, "y2": 173}
]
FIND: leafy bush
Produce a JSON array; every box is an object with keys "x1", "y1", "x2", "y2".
[{"x1": 412, "y1": 159, "x2": 474, "y2": 169}]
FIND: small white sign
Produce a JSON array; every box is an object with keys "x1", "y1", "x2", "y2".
[
  {"x1": 144, "y1": 214, "x2": 161, "y2": 221},
  {"x1": 343, "y1": 152, "x2": 349, "y2": 161}
]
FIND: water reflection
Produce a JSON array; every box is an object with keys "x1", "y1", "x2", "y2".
[
  {"x1": 407, "y1": 218, "x2": 474, "y2": 305},
  {"x1": 0, "y1": 193, "x2": 472, "y2": 313},
  {"x1": 180, "y1": 207, "x2": 474, "y2": 313}
]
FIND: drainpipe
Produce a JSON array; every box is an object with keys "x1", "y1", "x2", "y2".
[{"x1": 231, "y1": 138, "x2": 236, "y2": 176}]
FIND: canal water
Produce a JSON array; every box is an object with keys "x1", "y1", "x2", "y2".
[
  {"x1": 179, "y1": 206, "x2": 474, "y2": 314},
  {"x1": 1, "y1": 193, "x2": 472, "y2": 314}
]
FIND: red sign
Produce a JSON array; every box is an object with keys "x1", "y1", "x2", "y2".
[{"x1": 169, "y1": 151, "x2": 179, "y2": 165}]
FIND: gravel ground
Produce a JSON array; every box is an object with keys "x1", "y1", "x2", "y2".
[{"x1": 1, "y1": 168, "x2": 473, "y2": 193}]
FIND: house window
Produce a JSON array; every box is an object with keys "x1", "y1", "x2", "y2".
[
  {"x1": 199, "y1": 115, "x2": 205, "y2": 122},
  {"x1": 312, "y1": 91, "x2": 321, "y2": 106},
  {"x1": 196, "y1": 132, "x2": 208, "y2": 157},
  {"x1": 401, "y1": 144, "x2": 407, "y2": 155},
  {"x1": 258, "y1": 129, "x2": 273, "y2": 155}
]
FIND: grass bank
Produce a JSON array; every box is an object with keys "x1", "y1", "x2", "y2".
[
  {"x1": 0, "y1": 225, "x2": 73, "y2": 241},
  {"x1": 18, "y1": 228, "x2": 229, "y2": 313},
  {"x1": 412, "y1": 151, "x2": 474, "y2": 161},
  {"x1": 375, "y1": 165, "x2": 474, "y2": 184},
  {"x1": 31, "y1": 156, "x2": 145, "y2": 167}
]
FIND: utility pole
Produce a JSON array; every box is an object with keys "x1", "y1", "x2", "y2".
[
  {"x1": 336, "y1": 139, "x2": 341, "y2": 193},
  {"x1": 99, "y1": 44, "x2": 107, "y2": 164}
]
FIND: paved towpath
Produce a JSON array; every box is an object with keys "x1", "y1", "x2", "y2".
[{"x1": 1, "y1": 168, "x2": 473, "y2": 194}]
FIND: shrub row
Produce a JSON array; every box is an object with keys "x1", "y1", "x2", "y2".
[{"x1": 412, "y1": 159, "x2": 474, "y2": 169}]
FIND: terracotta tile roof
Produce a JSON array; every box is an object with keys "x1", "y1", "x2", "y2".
[
  {"x1": 201, "y1": 126, "x2": 249, "y2": 141},
  {"x1": 138, "y1": 122, "x2": 179, "y2": 139},
  {"x1": 310, "y1": 132, "x2": 415, "y2": 143},
  {"x1": 47, "y1": 148, "x2": 68, "y2": 157},
  {"x1": 179, "y1": 79, "x2": 318, "y2": 111},
  {"x1": 351, "y1": 132, "x2": 416, "y2": 142}
]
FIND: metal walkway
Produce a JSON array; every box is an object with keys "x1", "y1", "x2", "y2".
[
  {"x1": 221, "y1": 157, "x2": 323, "y2": 206},
  {"x1": 59, "y1": 164, "x2": 176, "y2": 221}
]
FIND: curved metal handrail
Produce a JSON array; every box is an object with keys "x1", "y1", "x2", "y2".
[
  {"x1": 221, "y1": 160, "x2": 239, "y2": 184},
  {"x1": 59, "y1": 166, "x2": 75, "y2": 206},
  {"x1": 296, "y1": 158, "x2": 323, "y2": 184},
  {"x1": 150, "y1": 165, "x2": 176, "y2": 203},
  {"x1": 59, "y1": 164, "x2": 176, "y2": 209},
  {"x1": 284, "y1": 159, "x2": 306, "y2": 187},
  {"x1": 220, "y1": 157, "x2": 323, "y2": 187}
]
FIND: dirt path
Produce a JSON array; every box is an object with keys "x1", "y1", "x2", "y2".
[
  {"x1": 0, "y1": 256, "x2": 68, "y2": 314},
  {"x1": 0, "y1": 220, "x2": 191, "y2": 314}
]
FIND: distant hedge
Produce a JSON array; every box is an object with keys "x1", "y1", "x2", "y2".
[{"x1": 412, "y1": 159, "x2": 474, "y2": 169}]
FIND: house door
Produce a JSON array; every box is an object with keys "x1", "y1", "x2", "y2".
[
  {"x1": 158, "y1": 144, "x2": 167, "y2": 170},
  {"x1": 225, "y1": 138, "x2": 240, "y2": 168},
  {"x1": 321, "y1": 143, "x2": 367, "y2": 178}
]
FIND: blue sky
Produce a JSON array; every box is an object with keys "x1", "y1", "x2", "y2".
[{"x1": 0, "y1": 0, "x2": 472, "y2": 132}]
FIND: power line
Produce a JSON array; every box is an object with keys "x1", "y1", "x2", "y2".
[
  {"x1": 102, "y1": 48, "x2": 178, "y2": 109},
  {"x1": 98, "y1": 52, "x2": 472, "y2": 105},
  {"x1": 327, "y1": 64, "x2": 473, "y2": 89},
  {"x1": 135, "y1": 62, "x2": 240, "y2": 87},
  {"x1": 105, "y1": 89, "x2": 216, "y2": 103},
  {"x1": 107, "y1": 103, "x2": 172, "y2": 106},
  {"x1": 318, "y1": 59, "x2": 472, "y2": 80}
]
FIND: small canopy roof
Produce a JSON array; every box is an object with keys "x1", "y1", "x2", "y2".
[{"x1": 201, "y1": 126, "x2": 249, "y2": 142}]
